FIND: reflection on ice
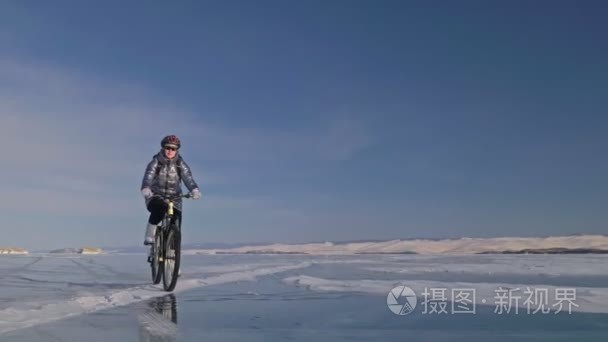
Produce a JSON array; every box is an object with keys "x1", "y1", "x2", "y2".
[{"x1": 138, "y1": 294, "x2": 178, "y2": 342}]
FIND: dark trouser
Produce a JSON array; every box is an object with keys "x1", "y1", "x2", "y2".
[{"x1": 147, "y1": 197, "x2": 182, "y2": 228}]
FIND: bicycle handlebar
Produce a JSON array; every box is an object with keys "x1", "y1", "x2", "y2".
[{"x1": 158, "y1": 193, "x2": 192, "y2": 201}]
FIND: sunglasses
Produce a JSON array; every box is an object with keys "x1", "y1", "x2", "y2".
[{"x1": 164, "y1": 146, "x2": 177, "y2": 151}]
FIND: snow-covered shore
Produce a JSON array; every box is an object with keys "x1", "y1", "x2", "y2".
[
  {"x1": 182, "y1": 235, "x2": 608, "y2": 255},
  {"x1": 0, "y1": 247, "x2": 28, "y2": 255},
  {"x1": 49, "y1": 247, "x2": 103, "y2": 255}
]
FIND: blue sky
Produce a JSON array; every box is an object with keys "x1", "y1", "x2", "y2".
[{"x1": 1, "y1": 1, "x2": 607, "y2": 250}]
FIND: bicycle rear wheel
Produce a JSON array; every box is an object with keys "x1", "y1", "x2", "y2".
[
  {"x1": 150, "y1": 228, "x2": 163, "y2": 284},
  {"x1": 162, "y1": 226, "x2": 181, "y2": 291}
]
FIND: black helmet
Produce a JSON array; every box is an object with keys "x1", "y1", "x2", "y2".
[{"x1": 161, "y1": 135, "x2": 181, "y2": 149}]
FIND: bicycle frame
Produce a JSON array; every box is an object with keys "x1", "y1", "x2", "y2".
[{"x1": 162, "y1": 193, "x2": 190, "y2": 231}]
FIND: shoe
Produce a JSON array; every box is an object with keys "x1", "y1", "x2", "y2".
[{"x1": 143, "y1": 223, "x2": 157, "y2": 245}]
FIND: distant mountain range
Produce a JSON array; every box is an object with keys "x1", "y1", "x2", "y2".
[
  {"x1": 97, "y1": 242, "x2": 253, "y2": 254},
  {"x1": 179, "y1": 234, "x2": 608, "y2": 255},
  {"x1": 29, "y1": 234, "x2": 608, "y2": 255}
]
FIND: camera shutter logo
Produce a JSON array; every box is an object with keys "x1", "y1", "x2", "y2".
[{"x1": 387, "y1": 286, "x2": 417, "y2": 315}]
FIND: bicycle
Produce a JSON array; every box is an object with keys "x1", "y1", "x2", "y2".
[{"x1": 148, "y1": 193, "x2": 191, "y2": 291}]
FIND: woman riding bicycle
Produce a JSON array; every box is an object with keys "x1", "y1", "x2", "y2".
[{"x1": 140, "y1": 135, "x2": 201, "y2": 245}]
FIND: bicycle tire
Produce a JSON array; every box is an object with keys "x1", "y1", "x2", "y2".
[
  {"x1": 162, "y1": 226, "x2": 181, "y2": 291},
  {"x1": 151, "y1": 228, "x2": 163, "y2": 284}
]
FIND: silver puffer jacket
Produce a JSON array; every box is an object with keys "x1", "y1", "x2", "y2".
[{"x1": 141, "y1": 150, "x2": 199, "y2": 212}]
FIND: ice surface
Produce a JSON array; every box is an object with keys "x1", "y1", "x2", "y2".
[
  {"x1": 282, "y1": 275, "x2": 608, "y2": 313},
  {"x1": 1, "y1": 253, "x2": 607, "y2": 341},
  {"x1": 0, "y1": 254, "x2": 309, "y2": 334}
]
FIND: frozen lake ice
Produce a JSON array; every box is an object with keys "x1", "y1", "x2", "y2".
[{"x1": 1, "y1": 253, "x2": 608, "y2": 341}]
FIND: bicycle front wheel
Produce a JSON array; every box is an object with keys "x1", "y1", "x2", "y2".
[
  {"x1": 151, "y1": 229, "x2": 163, "y2": 284},
  {"x1": 162, "y1": 226, "x2": 181, "y2": 291}
]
